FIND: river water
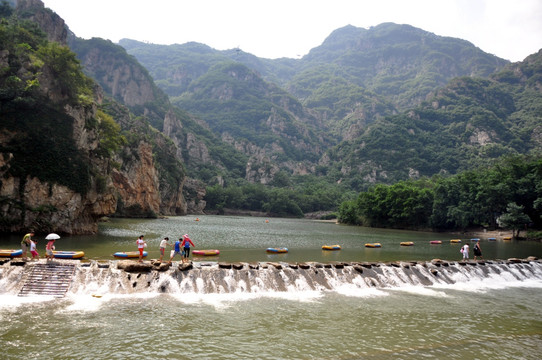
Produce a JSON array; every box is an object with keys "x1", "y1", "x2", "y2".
[{"x1": 1, "y1": 216, "x2": 542, "y2": 359}]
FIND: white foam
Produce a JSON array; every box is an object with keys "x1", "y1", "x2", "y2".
[
  {"x1": 334, "y1": 285, "x2": 389, "y2": 298},
  {"x1": 0, "y1": 294, "x2": 57, "y2": 310},
  {"x1": 432, "y1": 273, "x2": 542, "y2": 293},
  {"x1": 168, "y1": 289, "x2": 324, "y2": 309},
  {"x1": 388, "y1": 285, "x2": 448, "y2": 297}
]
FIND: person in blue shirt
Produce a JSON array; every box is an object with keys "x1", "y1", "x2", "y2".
[{"x1": 167, "y1": 237, "x2": 184, "y2": 265}]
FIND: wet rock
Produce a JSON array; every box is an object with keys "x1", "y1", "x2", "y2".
[
  {"x1": 526, "y1": 256, "x2": 538, "y2": 261},
  {"x1": 248, "y1": 262, "x2": 260, "y2": 269},
  {"x1": 298, "y1": 263, "x2": 310, "y2": 269},
  {"x1": 219, "y1": 262, "x2": 232, "y2": 269},
  {"x1": 97, "y1": 262, "x2": 110, "y2": 268},
  {"x1": 353, "y1": 265, "x2": 364, "y2": 274},
  {"x1": 232, "y1": 263, "x2": 244, "y2": 270},
  {"x1": 361, "y1": 263, "x2": 372, "y2": 269},
  {"x1": 268, "y1": 262, "x2": 282, "y2": 269},
  {"x1": 9, "y1": 259, "x2": 27, "y2": 266},
  {"x1": 334, "y1": 263, "x2": 344, "y2": 269},
  {"x1": 118, "y1": 261, "x2": 153, "y2": 272},
  {"x1": 314, "y1": 263, "x2": 324, "y2": 268},
  {"x1": 178, "y1": 262, "x2": 193, "y2": 271},
  {"x1": 153, "y1": 262, "x2": 170, "y2": 272},
  {"x1": 430, "y1": 269, "x2": 439, "y2": 275},
  {"x1": 289, "y1": 263, "x2": 298, "y2": 269},
  {"x1": 507, "y1": 258, "x2": 522, "y2": 263}
]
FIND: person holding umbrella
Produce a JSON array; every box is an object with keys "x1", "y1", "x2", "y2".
[{"x1": 45, "y1": 233, "x2": 60, "y2": 261}]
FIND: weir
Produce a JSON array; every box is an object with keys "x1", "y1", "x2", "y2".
[{"x1": 1, "y1": 258, "x2": 541, "y2": 296}]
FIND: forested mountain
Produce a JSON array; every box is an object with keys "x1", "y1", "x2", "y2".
[
  {"x1": 326, "y1": 50, "x2": 542, "y2": 186},
  {"x1": 119, "y1": 23, "x2": 539, "y2": 195},
  {"x1": 67, "y1": 36, "x2": 249, "y2": 187},
  {"x1": 121, "y1": 23, "x2": 508, "y2": 142},
  {"x1": 2, "y1": 0, "x2": 541, "y2": 227}
]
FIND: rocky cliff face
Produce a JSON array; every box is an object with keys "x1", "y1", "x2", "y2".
[
  {"x1": 0, "y1": 94, "x2": 119, "y2": 234},
  {"x1": 75, "y1": 46, "x2": 157, "y2": 107},
  {"x1": 68, "y1": 35, "x2": 210, "y2": 215},
  {"x1": 0, "y1": 0, "x2": 196, "y2": 234},
  {"x1": 16, "y1": 0, "x2": 68, "y2": 45}
]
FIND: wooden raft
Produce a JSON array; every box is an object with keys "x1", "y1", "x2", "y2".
[{"x1": 18, "y1": 263, "x2": 76, "y2": 297}]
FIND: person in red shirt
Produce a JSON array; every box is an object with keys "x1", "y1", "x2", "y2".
[{"x1": 181, "y1": 234, "x2": 195, "y2": 263}]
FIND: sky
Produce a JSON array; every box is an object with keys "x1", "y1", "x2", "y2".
[{"x1": 40, "y1": 0, "x2": 542, "y2": 62}]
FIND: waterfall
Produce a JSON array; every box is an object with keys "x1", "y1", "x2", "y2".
[{"x1": 1, "y1": 259, "x2": 541, "y2": 297}]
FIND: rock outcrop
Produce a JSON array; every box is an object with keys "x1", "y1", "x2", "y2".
[{"x1": 0, "y1": 0, "x2": 189, "y2": 234}]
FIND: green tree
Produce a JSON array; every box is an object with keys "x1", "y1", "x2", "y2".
[
  {"x1": 498, "y1": 203, "x2": 532, "y2": 239},
  {"x1": 338, "y1": 200, "x2": 361, "y2": 225}
]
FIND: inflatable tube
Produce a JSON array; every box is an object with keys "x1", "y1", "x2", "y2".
[
  {"x1": 450, "y1": 239, "x2": 462, "y2": 243},
  {"x1": 113, "y1": 251, "x2": 147, "y2": 259},
  {"x1": 365, "y1": 243, "x2": 382, "y2": 248},
  {"x1": 266, "y1": 247, "x2": 288, "y2": 253},
  {"x1": 52, "y1": 251, "x2": 84, "y2": 259},
  {"x1": 487, "y1": 237, "x2": 496, "y2": 241},
  {"x1": 400, "y1": 242, "x2": 414, "y2": 246},
  {"x1": 193, "y1": 249, "x2": 220, "y2": 256},
  {"x1": 429, "y1": 240, "x2": 442, "y2": 244},
  {"x1": 503, "y1": 236, "x2": 512, "y2": 241},
  {"x1": 322, "y1": 245, "x2": 341, "y2": 251},
  {"x1": 0, "y1": 249, "x2": 23, "y2": 257},
  {"x1": 470, "y1": 238, "x2": 480, "y2": 242}
]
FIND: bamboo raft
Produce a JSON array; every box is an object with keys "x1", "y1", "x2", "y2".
[{"x1": 18, "y1": 263, "x2": 76, "y2": 297}]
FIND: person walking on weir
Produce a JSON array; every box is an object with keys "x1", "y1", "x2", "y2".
[
  {"x1": 167, "y1": 237, "x2": 184, "y2": 265},
  {"x1": 473, "y1": 240, "x2": 483, "y2": 260},
  {"x1": 181, "y1": 234, "x2": 195, "y2": 263},
  {"x1": 21, "y1": 231, "x2": 34, "y2": 260},
  {"x1": 159, "y1": 237, "x2": 172, "y2": 263},
  {"x1": 136, "y1": 235, "x2": 146, "y2": 263},
  {"x1": 460, "y1": 243, "x2": 469, "y2": 260}
]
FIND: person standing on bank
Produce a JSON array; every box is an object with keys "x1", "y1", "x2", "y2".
[
  {"x1": 473, "y1": 240, "x2": 483, "y2": 260},
  {"x1": 181, "y1": 234, "x2": 195, "y2": 263},
  {"x1": 21, "y1": 231, "x2": 34, "y2": 260},
  {"x1": 136, "y1": 235, "x2": 146, "y2": 263}
]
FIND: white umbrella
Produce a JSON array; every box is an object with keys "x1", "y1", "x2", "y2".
[{"x1": 45, "y1": 233, "x2": 60, "y2": 240}]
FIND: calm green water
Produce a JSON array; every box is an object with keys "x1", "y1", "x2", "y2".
[
  {"x1": 1, "y1": 215, "x2": 540, "y2": 262},
  {"x1": 1, "y1": 216, "x2": 542, "y2": 359}
]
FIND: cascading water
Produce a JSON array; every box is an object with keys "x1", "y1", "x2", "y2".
[{"x1": 2, "y1": 258, "x2": 541, "y2": 297}]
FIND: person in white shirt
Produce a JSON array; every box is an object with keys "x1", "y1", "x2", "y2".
[
  {"x1": 461, "y1": 244, "x2": 469, "y2": 260},
  {"x1": 136, "y1": 235, "x2": 146, "y2": 263},
  {"x1": 159, "y1": 237, "x2": 172, "y2": 263}
]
